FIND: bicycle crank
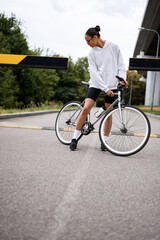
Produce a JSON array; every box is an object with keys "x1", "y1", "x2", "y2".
[{"x1": 81, "y1": 122, "x2": 94, "y2": 135}]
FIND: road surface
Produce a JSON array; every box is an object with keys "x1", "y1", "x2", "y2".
[{"x1": 0, "y1": 111, "x2": 160, "y2": 240}]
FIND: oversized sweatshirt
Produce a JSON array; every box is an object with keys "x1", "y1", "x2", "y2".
[{"x1": 88, "y1": 41, "x2": 126, "y2": 92}]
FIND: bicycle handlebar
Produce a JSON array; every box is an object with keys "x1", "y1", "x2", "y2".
[
  {"x1": 115, "y1": 76, "x2": 125, "y2": 82},
  {"x1": 82, "y1": 76, "x2": 126, "y2": 89},
  {"x1": 81, "y1": 81, "x2": 89, "y2": 87}
]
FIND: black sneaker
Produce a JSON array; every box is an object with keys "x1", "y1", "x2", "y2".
[
  {"x1": 101, "y1": 143, "x2": 107, "y2": 151},
  {"x1": 70, "y1": 139, "x2": 78, "y2": 151}
]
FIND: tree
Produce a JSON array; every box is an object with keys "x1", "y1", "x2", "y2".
[
  {"x1": 0, "y1": 12, "x2": 32, "y2": 108},
  {"x1": 55, "y1": 57, "x2": 90, "y2": 103},
  {"x1": 32, "y1": 68, "x2": 59, "y2": 105},
  {"x1": 0, "y1": 67, "x2": 19, "y2": 108},
  {"x1": 74, "y1": 57, "x2": 90, "y2": 102},
  {"x1": 125, "y1": 71, "x2": 146, "y2": 105},
  {"x1": 0, "y1": 13, "x2": 60, "y2": 108},
  {"x1": 0, "y1": 12, "x2": 30, "y2": 54}
]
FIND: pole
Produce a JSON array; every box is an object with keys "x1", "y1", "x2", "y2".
[
  {"x1": 151, "y1": 72, "x2": 156, "y2": 111},
  {"x1": 129, "y1": 71, "x2": 134, "y2": 105},
  {"x1": 148, "y1": 29, "x2": 159, "y2": 111},
  {"x1": 138, "y1": 27, "x2": 160, "y2": 110}
]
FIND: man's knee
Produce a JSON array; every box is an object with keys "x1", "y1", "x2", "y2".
[{"x1": 82, "y1": 106, "x2": 90, "y2": 115}]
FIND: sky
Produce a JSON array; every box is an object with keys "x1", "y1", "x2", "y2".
[{"x1": 1, "y1": 0, "x2": 148, "y2": 68}]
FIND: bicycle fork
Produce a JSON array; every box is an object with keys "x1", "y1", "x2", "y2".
[{"x1": 117, "y1": 92, "x2": 127, "y2": 134}]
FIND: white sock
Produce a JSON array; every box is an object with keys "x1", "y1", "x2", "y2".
[
  {"x1": 73, "y1": 130, "x2": 81, "y2": 140},
  {"x1": 104, "y1": 136, "x2": 108, "y2": 142}
]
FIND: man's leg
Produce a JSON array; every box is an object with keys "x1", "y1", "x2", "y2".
[
  {"x1": 104, "y1": 103, "x2": 113, "y2": 138},
  {"x1": 70, "y1": 98, "x2": 95, "y2": 150},
  {"x1": 76, "y1": 98, "x2": 95, "y2": 130},
  {"x1": 101, "y1": 103, "x2": 113, "y2": 151}
]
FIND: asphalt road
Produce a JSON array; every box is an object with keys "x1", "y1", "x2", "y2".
[{"x1": 0, "y1": 111, "x2": 160, "y2": 240}]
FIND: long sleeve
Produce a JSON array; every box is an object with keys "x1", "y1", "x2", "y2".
[
  {"x1": 117, "y1": 48, "x2": 126, "y2": 80},
  {"x1": 88, "y1": 55, "x2": 110, "y2": 92}
]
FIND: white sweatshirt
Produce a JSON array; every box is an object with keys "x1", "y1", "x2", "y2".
[{"x1": 88, "y1": 41, "x2": 126, "y2": 92}]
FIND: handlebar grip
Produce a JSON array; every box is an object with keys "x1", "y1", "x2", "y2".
[{"x1": 116, "y1": 76, "x2": 125, "y2": 82}]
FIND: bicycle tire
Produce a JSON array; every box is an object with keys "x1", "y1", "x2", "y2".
[
  {"x1": 55, "y1": 101, "x2": 86, "y2": 145},
  {"x1": 99, "y1": 106, "x2": 151, "y2": 156}
]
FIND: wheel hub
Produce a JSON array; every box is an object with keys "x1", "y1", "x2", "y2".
[
  {"x1": 66, "y1": 119, "x2": 71, "y2": 125},
  {"x1": 120, "y1": 127, "x2": 127, "y2": 134}
]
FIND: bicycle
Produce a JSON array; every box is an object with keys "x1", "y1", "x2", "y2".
[{"x1": 55, "y1": 76, "x2": 151, "y2": 156}]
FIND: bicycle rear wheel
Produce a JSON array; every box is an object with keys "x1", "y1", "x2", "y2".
[
  {"x1": 55, "y1": 101, "x2": 84, "y2": 145},
  {"x1": 99, "y1": 106, "x2": 151, "y2": 156}
]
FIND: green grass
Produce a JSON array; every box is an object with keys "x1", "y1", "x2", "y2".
[
  {"x1": 136, "y1": 106, "x2": 160, "y2": 116},
  {"x1": 0, "y1": 104, "x2": 160, "y2": 116},
  {"x1": 0, "y1": 102, "x2": 63, "y2": 114}
]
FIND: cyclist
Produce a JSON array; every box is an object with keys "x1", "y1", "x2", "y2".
[{"x1": 70, "y1": 25, "x2": 128, "y2": 151}]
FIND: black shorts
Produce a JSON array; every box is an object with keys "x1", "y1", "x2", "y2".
[{"x1": 86, "y1": 87, "x2": 117, "y2": 104}]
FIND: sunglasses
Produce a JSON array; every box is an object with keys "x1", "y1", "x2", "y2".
[{"x1": 86, "y1": 36, "x2": 93, "y2": 44}]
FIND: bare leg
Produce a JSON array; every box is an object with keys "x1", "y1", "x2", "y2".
[
  {"x1": 104, "y1": 103, "x2": 113, "y2": 136},
  {"x1": 70, "y1": 98, "x2": 95, "y2": 150},
  {"x1": 76, "y1": 98, "x2": 95, "y2": 130}
]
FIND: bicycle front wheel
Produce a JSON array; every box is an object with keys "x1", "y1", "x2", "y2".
[
  {"x1": 55, "y1": 101, "x2": 83, "y2": 145},
  {"x1": 99, "y1": 106, "x2": 151, "y2": 156}
]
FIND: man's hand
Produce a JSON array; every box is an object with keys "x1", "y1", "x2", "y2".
[
  {"x1": 120, "y1": 80, "x2": 129, "y2": 87},
  {"x1": 106, "y1": 89, "x2": 114, "y2": 97}
]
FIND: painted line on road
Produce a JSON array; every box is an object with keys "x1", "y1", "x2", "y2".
[
  {"x1": 0, "y1": 123, "x2": 160, "y2": 138},
  {"x1": 0, "y1": 123, "x2": 54, "y2": 131},
  {"x1": 40, "y1": 130, "x2": 98, "y2": 240}
]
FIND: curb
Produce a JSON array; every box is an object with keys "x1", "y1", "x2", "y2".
[
  {"x1": 0, "y1": 110, "x2": 160, "y2": 120},
  {"x1": 0, "y1": 109, "x2": 159, "y2": 120},
  {"x1": 146, "y1": 113, "x2": 160, "y2": 120},
  {"x1": 0, "y1": 110, "x2": 59, "y2": 119}
]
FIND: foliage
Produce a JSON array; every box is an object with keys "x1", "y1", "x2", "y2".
[
  {"x1": 125, "y1": 71, "x2": 146, "y2": 105},
  {"x1": 55, "y1": 57, "x2": 90, "y2": 104},
  {"x1": 0, "y1": 12, "x2": 32, "y2": 108},
  {"x1": 74, "y1": 57, "x2": 90, "y2": 102},
  {"x1": 0, "y1": 67, "x2": 19, "y2": 108},
  {"x1": 0, "y1": 13, "x2": 61, "y2": 108},
  {"x1": 33, "y1": 68, "x2": 59, "y2": 104}
]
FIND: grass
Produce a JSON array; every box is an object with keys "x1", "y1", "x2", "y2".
[
  {"x1": 136, "y1": 106, "x2": 160, "y2": 116},
  {"x1": 0, "y1": 103, "x2": 160, "y2": 116},
  {"x1": 0, "y1": 102, "x2": 63, "y2": 114}
]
